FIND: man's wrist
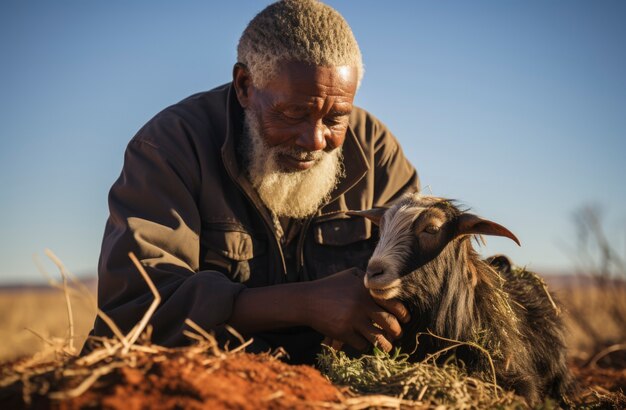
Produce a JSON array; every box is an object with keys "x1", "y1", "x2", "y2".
[
  {"x1": 227, "y1": 281, "x2": 314, "y2": 333},
  {"x1": 288, "y1": 281, "x2": 315, "y2": 328}
]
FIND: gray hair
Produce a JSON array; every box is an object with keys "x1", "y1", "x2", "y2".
[{"x1": 237, "y1": 0, "x2": 364, "y2": 88}]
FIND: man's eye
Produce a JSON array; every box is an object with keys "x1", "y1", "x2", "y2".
[
  {"x1": 424, "y1": 225, "x2": 440, "y2": 234},
  {"x1": 281, "y1": 110, "x2": 306, "y2": 121},
  {"x1": 324, "y1": 116, "x2": 347, "y2": 127}
]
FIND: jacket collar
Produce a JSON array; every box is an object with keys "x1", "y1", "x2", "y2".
[{"x1": 220, "y1": 82, "x2": 369, "y2": 211}]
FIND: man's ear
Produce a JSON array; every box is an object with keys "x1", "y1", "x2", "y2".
[
  {"x1": 233, "y1": 63, "x2": 253, "y2": 108},
  {"x1": 346, "y1": 208, "x2": 387, "y2": 226},
  {"x1": 456, "y1": 213, "x2": 521, "y2": 246}
]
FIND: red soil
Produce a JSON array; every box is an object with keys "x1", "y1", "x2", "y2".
[
  {"x1": 2, "y1": 349, "x2": 625, "y2": 409},
  {"x1": 1, "y1": 352, "x2": 344, "y2": 410}
]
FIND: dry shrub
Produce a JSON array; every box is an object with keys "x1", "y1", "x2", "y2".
[
  {"x1": 0, "y1": 290, "x2": 95, "y2": 362},
  {"x1": 560, "y1": 206, "x2": 626, "y2": 364}
]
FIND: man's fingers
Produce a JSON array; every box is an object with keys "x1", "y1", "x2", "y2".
[
  {"x1": 370, "y1": 310, "x2": 403, "y2": 339},
  {"x1": 326, "y1": 329, "x2": 394, "y2": 353},
  {"x1": 360, "y1": 324, "x2": 393, "y2": 353},
  {"x1": 322, "y1": 337, "x2": 345, "y2": 351},
  {"x1": 346, "y1": 333, "x2": 371, "y2": 352},
  {"x1": 330, "y1": 339, "x2": 344, "y2": 351},
  {"x1": 374, "y1": 297, "x2": 411, "y2": 324},
  {"x1": 325, "y1": 332, "x2": 370, "y2": 352},
  {"x1": 359, "y1": 323, "x2": 393, "y2": 352}
]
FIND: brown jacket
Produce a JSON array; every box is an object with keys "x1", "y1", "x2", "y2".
[{"x1": 93, "y1": 82, "x2": 419, "y2": 361}]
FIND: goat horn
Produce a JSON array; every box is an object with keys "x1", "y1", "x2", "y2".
[{"x1": 456, "y1": 214, "x2": 521, "y2": 246}]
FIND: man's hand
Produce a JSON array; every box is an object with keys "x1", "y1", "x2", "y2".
[
  {"x1": 228, "y1": 267, "x2": 410, "y2": 353},
  {"x1": 303, "y1": 268, "x2": 410, "y2": 352}
]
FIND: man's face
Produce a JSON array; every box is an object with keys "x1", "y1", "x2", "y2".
[
  {"x1": 241, "y1": 61, "x2": 359, "y2": 172},
  {"x1": 235, "y1": 62, "x2": 359, "y2": 218}
]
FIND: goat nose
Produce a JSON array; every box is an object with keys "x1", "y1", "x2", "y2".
[{"x1": 367, "y1": 268, "x2": 384, "y2": 278}]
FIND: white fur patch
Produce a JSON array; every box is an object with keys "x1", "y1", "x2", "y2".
[{"x1": 365, "y1": 203, "x2": 426, "y2": 296}]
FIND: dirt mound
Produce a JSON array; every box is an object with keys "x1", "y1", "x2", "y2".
[
  {"x1": 3, "y1": 344, "x2": 626, "y2": 409},
  {"x1": 1, "y1": 350, "x2": 343, "y2": 410},
  {"x1": 74, "y1": 353, "x2": 342, "y2": 410}
]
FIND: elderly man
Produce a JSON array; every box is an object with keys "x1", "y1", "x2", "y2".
[{"x1": 91, "y1": 0, "x2": 419, "y2": 364}]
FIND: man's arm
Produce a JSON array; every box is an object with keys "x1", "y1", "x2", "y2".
[{"x1": 95, "y1": 138, "x2": 246, "y2": 346}]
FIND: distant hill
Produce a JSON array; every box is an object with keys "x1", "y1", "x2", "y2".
[
  {"x1": 542, "y1": 272, "x2": 625, "y2": 290},
  {"x1": 0, "y1": 276, "x2": 97, "y2": 294}
]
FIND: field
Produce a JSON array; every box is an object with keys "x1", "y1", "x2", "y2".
[
  {"x1": 0, "y1": 287, "x2": 96, "y2": 362},
  {"x1": 0, "y1": 271, "x2": 625, "y2": 409}
]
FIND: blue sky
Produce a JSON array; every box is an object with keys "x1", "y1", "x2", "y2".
[{"x1": 1, "y1": 1, "x2": 625, "y2": 284}]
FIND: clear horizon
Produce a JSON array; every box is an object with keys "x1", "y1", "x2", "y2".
[{"x1": 1, "y1": 0, "x2": 625, "y2": 284}]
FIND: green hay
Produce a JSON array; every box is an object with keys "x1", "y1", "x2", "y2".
[{"x1": 317, "y1": 346, "x2": 529, "y2": 409}]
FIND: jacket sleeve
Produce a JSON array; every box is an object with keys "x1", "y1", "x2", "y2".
[{"x1": 94, "y1": 138, "x2": 245, "y2": 347}]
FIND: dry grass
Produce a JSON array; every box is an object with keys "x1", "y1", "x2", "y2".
[
  {"x1": 317, "y1": 346, "x2": 526, "y2": 409},
  {"x1": 559, "y1": 284, "x2": 626, "y2": 359},
  {"x1": 561, "y1": 205, "x2": 626, "y2": 361},
  {"x1": 0, "y1": 290, "x2": 95, "y2": 362}
]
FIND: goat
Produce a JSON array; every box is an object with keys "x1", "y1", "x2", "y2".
[{"x1": 348, "y1": 193, "x2": 571, "y2": 405}]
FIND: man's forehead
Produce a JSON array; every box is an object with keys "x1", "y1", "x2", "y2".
[
  {"x1": 278, "y1": 61, "x2": 357, "y2": 80},
  {"x1": 275, "y1": 99, "x2": 352, "y2": 114},
  {"x1": 262, "y1": 62, "x2": 358, "y2": 98}
]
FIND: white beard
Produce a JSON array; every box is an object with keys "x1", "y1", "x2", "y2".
[{"x1": 241, "y1": 110, "x2": 344, "y2": 219}]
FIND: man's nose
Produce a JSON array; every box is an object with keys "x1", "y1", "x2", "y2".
[{"x1": 295, "y1": 120, "x2": 329, "y2": 151}]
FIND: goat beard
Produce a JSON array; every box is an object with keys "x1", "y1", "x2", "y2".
[{"x1": 241, "y1": 109, "x2": 345, "y2": 219}]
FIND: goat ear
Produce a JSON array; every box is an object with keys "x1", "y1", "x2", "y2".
[
  {"x1": 345, "y1": 208, "x2": 386, "y2": 226},
  {"x1": 456, "y1": 214, "x2": 521, "y2": 246}
]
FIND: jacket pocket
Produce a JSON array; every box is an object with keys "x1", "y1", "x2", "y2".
[
  {"x1": 200, "y1": 223, "x2": 267, "y2": 284},
  {"x1": 306, "y1": 215, "x2": 376, "y2": 279},
  {"x1": 313, "y1": 215, "x2": 372, "y2": 246}
]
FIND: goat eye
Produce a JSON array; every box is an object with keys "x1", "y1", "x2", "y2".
[{"x1": 424, "y1": 225, "x2": 440, "y2": 234}]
